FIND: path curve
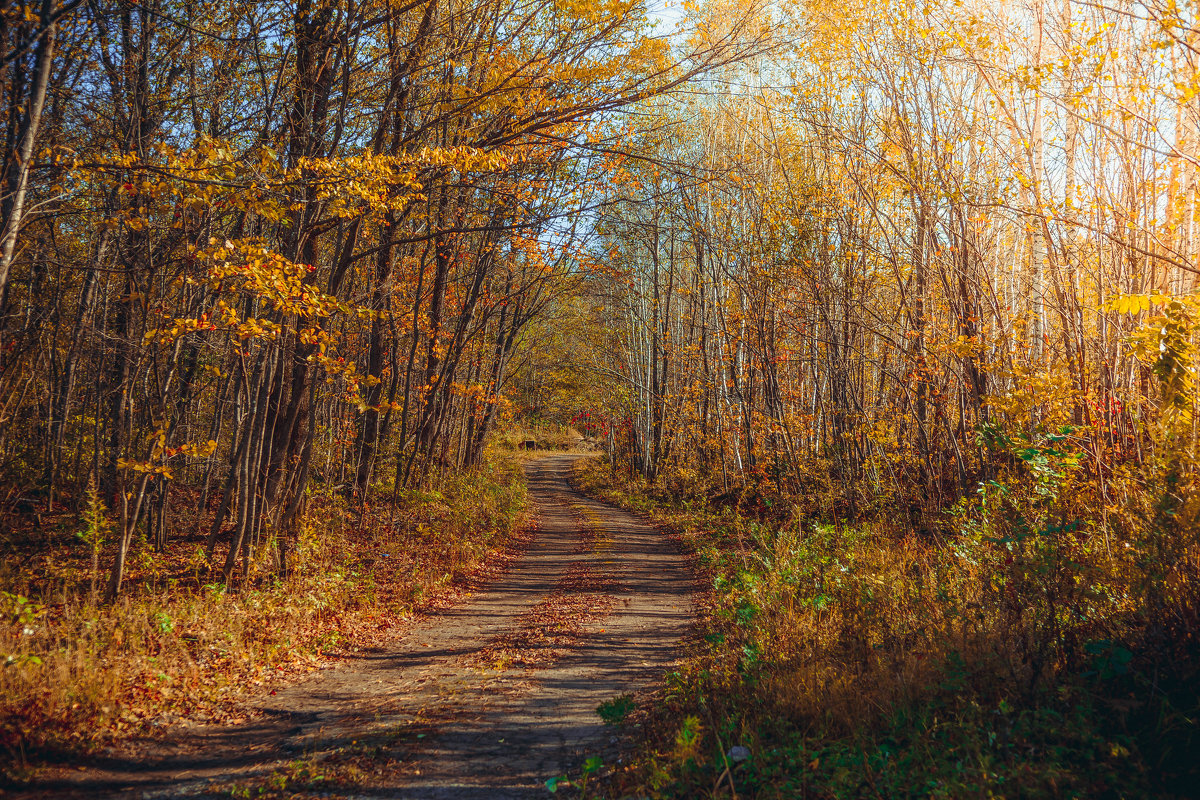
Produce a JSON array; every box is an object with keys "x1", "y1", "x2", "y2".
[{"x1": 24, "y1": 454, "x2": 694, "y2": 799}]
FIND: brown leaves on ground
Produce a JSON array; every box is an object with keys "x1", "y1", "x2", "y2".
[
  {"x1": 472, "y1": 562, "x2": 617, "y2": 671},
  {"x1": 469, "y1": 498, "x2": 625, "y2": 671}
]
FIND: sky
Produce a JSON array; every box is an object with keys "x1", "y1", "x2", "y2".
[{"x1": 646, "y1": 0, "x2": 685, "y2": 33}]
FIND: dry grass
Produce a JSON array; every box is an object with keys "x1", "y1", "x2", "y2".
[{"x1": 0, "y1": 458, "x2": 528, "y2": 775}]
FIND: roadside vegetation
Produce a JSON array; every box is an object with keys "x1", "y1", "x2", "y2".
[
  {"x1": 579, "y1": 447, "x2": 1200, "y2": 798},
  {"x1": 0, "y1": 459, "x2": 526, "y2": 777}
]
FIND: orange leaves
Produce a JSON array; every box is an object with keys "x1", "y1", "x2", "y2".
[
  {"x1": 300, "y1": 148, "x2": 517, "y2": 221},
  {"x1": 551, "y1": 0, "x2": 642, "y2": 27},
  {"x1": 81, "y1": 138, "x2": 522, "y2": 234},
  {"x1": 200, "y1": 239, "x2": 335, "y2": 318},
  {"x1": 117, "y1": 434, "x2": 219, "y2": 481}
]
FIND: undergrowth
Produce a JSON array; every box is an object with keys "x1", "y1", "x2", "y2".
[
  {"x1": 0, "y1": 456, "x2": 527, "y2": 778},
  {"x1": 577, "y1": 451, "x2": 1200, "y2": 799}
]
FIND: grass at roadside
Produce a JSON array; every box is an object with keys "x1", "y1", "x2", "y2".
[
  {"x1": 575, "y1": 461, "x2": 1200, "y2": 800},
  {"x1": 0, "y1": 456, "x2": 528, "y2": 779}
]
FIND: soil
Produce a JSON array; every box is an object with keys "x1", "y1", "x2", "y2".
[{"x1": 14, "y1": 454, "x2": 695, "y2": 799}]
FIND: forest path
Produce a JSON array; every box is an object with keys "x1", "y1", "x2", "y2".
[{"x1": 26, "y1": 454, "x2": 695, "y2": 799}]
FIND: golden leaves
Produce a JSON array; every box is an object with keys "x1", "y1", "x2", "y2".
[
  {"x1": 118, "y1": 436, "x2": 219, "y2": 480},
  {"x1": 1106, "y1": 293, "x2": 1171, "y2": 316}
]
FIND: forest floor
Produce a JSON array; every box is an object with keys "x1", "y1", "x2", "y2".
[{"x1": 11, "y1": 454, "x2": 696, "y2": 799}]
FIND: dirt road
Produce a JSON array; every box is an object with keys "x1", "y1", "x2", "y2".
[{"x1": 27, "y1": 454, "x2": 694, "y2": 798}]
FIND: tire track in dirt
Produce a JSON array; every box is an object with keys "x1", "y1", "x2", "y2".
[{"x1": 19, "y1": 454, "x2": 694, "y2": 799}]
